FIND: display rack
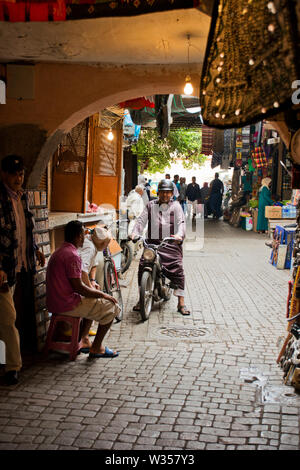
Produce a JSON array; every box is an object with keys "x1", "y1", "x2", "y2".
[{"x1": 27, "y1": 190, "x2": 51, "y2": 351}]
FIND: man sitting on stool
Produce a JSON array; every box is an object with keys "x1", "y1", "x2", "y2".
[{"x1": 46, "y1": 220, "x2": 120, "y2": 358}]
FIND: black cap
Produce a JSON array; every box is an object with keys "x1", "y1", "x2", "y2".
[
  {"x1": 1, "y1": 155, "x2": 25, "y2": 174},
  {"x1": 158, "y1": 179, "x2": 174, "y2": 192}
]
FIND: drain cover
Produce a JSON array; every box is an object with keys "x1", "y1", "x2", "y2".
[
  {"x1": 261, "y1": 385, "x2": 300, "y2": 405},
  {"x1": 157, "y1": 326, "x2": 209, "y2": 339}
]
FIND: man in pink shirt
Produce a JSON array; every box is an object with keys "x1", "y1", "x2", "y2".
[{"x1": 46, "y1": 220, "x2": 120, "y2": 358}]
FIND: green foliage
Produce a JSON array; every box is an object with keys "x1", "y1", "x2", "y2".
[{"x1": 131, "y1": 128, "x2": 207, "y2": 174}]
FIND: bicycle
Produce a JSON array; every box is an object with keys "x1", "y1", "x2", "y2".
[{"x1": 103, "y1": 244, "x2": 123, "y2": 323}]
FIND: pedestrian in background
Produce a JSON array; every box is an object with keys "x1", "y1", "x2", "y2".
[
  {"x1": 200, "y1": 182, "x2": 211, "y2": 218},
  {"x1": 186, "y1": 176, "x2": 201, "y2": 218},
  {"x1": 173, "y1": 175, "x2": 180, "y2": 200},
  {"x1": 179, "y1": 177, "x2": 187, "y2": 214},
  {"x1": 209, "y1": 172, "x2": 224, "y2": 219},
  {"x1": 165, "y1": 173, "x2": 179, "y2": 199},
  {"x1": 257, "y1": 177, "x2": 274, "y2": 233}
]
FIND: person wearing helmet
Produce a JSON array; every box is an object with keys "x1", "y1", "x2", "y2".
[{"x1": 130, "y1": 179, "x2": 190, "y2": 316}]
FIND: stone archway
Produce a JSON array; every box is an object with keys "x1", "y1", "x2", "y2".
[{"x1": 0, "y1": 62, "x2": 201, "y2": 188}]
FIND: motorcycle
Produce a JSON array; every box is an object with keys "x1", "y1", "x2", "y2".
[{"x1": 137, "y1": 236, "x2": 178, "y2": 321}]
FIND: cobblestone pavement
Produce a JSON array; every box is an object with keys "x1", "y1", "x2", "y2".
[{"x1": 0, "y1": 219, "x2": 299, "y2": 451}]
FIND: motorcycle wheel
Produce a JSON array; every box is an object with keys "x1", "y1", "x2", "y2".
[
  {"x1": 140, "y1": 271, "x2": 154, "y2": 322},
  {"x1": 104, "y1": 259, "x2": 123, "y2": 323},
  {"x1": 120, "y1": 241, "x2": 133, "y2": 274}
]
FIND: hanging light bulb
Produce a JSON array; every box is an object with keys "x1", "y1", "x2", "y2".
[
  {"x1": 107, "y1": 129, "x2": 114, "y2": 141},
  {"x1": 183, "y1": 34, "x2": 194, "y2": 96},
  {"x1": 184, "y1": 75, "x2": 194, "y2": 95}
]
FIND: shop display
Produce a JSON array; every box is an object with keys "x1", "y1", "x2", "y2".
[
  {"x1": 223, "y1": 121, "x2": 294, "y2": 236},
  {"x1": 278, "y1": 198, "x2": 300, "y2": 388},
  {"x1": 27, "y1": 190, "x2": 51, "y2": 352},
  {"x1": 270, "y1": 225, "x2": 296, "y2": 270}
]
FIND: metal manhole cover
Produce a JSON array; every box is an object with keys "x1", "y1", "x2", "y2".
[
  {"x1": 157, "y1": 326, "x2": 210, "y2": 339},
  {"x1": 261, "y1": 385, "x2": 300, "y2": 405}
]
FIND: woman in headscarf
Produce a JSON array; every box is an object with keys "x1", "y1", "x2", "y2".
[{"x1": 257, "y1": 177, "x2": 274, "y2": 233}]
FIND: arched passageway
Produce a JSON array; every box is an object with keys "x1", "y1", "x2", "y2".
[{"x1": 0, "y1": 62, "x2": 201, "y2": 188}]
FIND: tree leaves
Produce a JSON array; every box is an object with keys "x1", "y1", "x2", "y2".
[{"x1": 131, "y1": 129, "x2": 207, "y2": 173}]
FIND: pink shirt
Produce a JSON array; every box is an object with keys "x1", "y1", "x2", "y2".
[{"x1": 46, "y1": 242, "x2": 82, "y2": 313}]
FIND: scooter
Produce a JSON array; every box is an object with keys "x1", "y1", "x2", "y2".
[{"x1": 137, "y1": 237, "x2": 177, "y2": 321}]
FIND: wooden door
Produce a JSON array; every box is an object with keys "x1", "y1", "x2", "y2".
[
  {"x1": 89, "y1": 125, "x2": 123, "y2": 211},
  {"x1": 51, "y1": 120, "x2": 88, "y2": 212}
]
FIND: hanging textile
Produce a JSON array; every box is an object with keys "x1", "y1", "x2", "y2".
[
  {"x1": 155, "y1": 94, "x2": 172, "y2": 139},
  {"x1": 119, "y1": 97, "x2": 155, "y2": 110},
  {"x1": 222, "y1": 128, "x2": 234, "y2": 167},
  {"x1": 29, "y1": 2, "x2": 49, "y2": 21},
  {"x1": 212, "y1": 128, "x2": 224, "y2": 154},
  {"x1": 201, "y1": 125, "x2": 214, "y2": 156},
  {"x1": 241, "y1": 126, "x2": 250, "y2": 163},
  {"x1": 0, "y1": 0, "x2": 204, "y2": 22},
  {"x1": 129, "y1": 109, "x2": 155, "y2": 126},
  {"x1": 251, "y1": 147, "x2": 268, "y2": 168},
  {"x1": 211, "y1": 152, "x2": 222, "y2": 169},
  {"x1": 199, "y1": 0, "x2": 300, "y2": 129}
]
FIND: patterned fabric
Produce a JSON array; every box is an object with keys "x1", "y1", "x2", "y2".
[
  {"x1": 251, "y1": 147, "x2": 268, "y2": 169},
  {"x1": 199, "y1": 0, "x2": 300, "y2": 129},
  {"x1": 0, "y1": 182, "x2": 36, "y2": 286},
  {"x1": 0, "y1": 0, "x2": 201, "y2": 22},
  {"x1": 201, "y1": 125, "x2": 214, "y2": 156}
]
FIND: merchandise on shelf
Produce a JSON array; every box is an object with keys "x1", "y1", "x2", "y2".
[{"x1": 278, "y1": 198, "x2": 300, "y2": 388}]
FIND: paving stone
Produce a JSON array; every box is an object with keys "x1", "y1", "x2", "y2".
[
  {"x1": 0, "y1": 222, "x2": 298, "y2": 450},
  {"x1": 280, "y1": 434, "x2": 300, "y2": 446}
]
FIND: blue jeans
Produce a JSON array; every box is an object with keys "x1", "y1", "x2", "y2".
[{"x1": 180, "y1": 200, "x2": 187, "y2": 214}]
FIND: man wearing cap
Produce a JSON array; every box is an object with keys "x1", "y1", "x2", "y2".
[
  {"x1": 130, "y1": 179, "x2": 190, "y2": 316},
  {"x1": 0, "y1": 154, "x2": 45, "y2": 385}
]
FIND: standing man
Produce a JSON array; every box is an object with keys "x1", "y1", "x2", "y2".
[
  {"x1": 172, "y1": 175, "x2": 180, "y2": 200},
  {"x1": 186, "y1": 176, "x2": 201, "y2": 218},
  {"x1": 165, "y1": 173, "x2": 179, "y2": 199},
  {"x1": 200, "y1": 182, "x2": 211, "y2": 218},
  {"x1": 131, "y1": 179, "x2": 190, "y2": 316},
  {"x1": 209, "y1": 172, "x2": 224, "y2": 219},
  {"x1": 178, "y1": 177, "x2": 187, "y2": 214},
  {"x1": 0, "y1": 155, "x2": 45, "y2": 385}
]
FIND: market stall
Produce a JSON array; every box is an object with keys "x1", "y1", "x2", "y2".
[{"x1": 278, "y1": 194, "x2": 300, "y2": 391}]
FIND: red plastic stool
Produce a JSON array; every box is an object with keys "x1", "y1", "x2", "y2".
[{"x1": 44, "y1": 314, "x2": 84, "y2": 361}]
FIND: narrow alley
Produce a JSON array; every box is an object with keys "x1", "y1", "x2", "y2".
[{"x1": 0, "y1": 220, "x2": 298, "y2": 451}]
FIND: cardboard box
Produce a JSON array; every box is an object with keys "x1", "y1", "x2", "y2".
[{"x1": 265, "y1": 206, "x2": 282, "y2": 218}]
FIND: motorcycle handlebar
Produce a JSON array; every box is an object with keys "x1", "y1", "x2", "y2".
[{"x1": 131, "y1": 236, "x2": 182, "y2": 246}]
